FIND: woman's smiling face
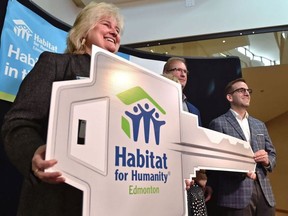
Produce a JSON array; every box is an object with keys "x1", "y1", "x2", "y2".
[{"x1": 85, "y1": 16, "x2": 121, "y2": 54}]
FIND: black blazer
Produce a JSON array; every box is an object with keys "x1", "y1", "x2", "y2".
[
  {"x1": 186, "y1": 100, "x2": 202, "y2": 126},
  {"x1": 2, "y1": 52, "x2": 91, "y2": 216}
]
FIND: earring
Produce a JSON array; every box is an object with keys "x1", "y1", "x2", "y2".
[{"x1": 81, "y1": 38, "x2": 86, "y2": 46}]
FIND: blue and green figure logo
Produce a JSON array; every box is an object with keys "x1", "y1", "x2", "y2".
[{"x1": 117, "y1": 87, "x2": 166, "y2": 145}]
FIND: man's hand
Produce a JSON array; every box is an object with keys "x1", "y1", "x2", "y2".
[
  {"x1": 254, "y1": 149, "x2": 269, "y2": 167},
  {"x1": 246, "y1": 171, "x2": 257, "y2": 180}
]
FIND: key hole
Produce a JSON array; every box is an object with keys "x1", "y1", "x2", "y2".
[{"x1": 77, "y1": 119, "x2": 86, "y2": 145}]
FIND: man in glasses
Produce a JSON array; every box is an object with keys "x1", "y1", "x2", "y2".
[
  {"x1": 162, "y1": 57, "x2": 207, "y2": 216},
  {"x1": 162, "y1": 57, "x2": 202, "y2": 125},
  {"x1": 206, "y1": 78, "x2": 276, "y2": 216}
]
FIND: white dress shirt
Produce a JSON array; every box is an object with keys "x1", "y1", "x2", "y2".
[{"x1": 230, "y1": 109, "x2": 251, "y2": 143}]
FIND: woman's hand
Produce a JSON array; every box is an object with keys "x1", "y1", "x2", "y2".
[
  {"x1": 32, "y1": 145, "x2": 65, "y2": 184},
  {"x1": 185, "y1": 179, "x2": 195, "y2": 190},
  {"x1": 204, "y1": 186, "x2": 213, "y2": 202}
]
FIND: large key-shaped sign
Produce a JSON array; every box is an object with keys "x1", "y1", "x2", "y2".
[{"x1": 46, "y1": 46, "x2": 255, "y2": 216}]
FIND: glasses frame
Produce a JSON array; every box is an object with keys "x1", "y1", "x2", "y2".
[
  {"x1": 229, "y1": 87, "x2": 253, "y2": 95},
  {"x1": 167, "y1": 67, "x2": 189, "y2": 74}
]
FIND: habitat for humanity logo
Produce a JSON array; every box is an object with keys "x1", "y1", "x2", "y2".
[
  {"x1": 13, "y1": 20, "x2": 33, "y2": 42},
  {"x1": 117, "y1": 86, "x2": 166, "y2": 145},
  {"x1": 12, "y1": 19, "x2": 58, "y2": 52}
]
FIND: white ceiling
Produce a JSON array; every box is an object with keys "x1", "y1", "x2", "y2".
[
  {"x1": 72, "y1": 0, "x2": 287, "y2": 123},
  {"x1": 73, "y1": 0, "x2": 162, "y2": 7}
]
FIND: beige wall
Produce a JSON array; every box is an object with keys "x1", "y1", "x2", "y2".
[{"x1": 266, "y1": 111, "x2": 288, "y2": 214}]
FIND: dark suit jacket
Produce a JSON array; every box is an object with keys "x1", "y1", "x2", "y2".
[
  {"x1": 2, "y1": 52, "x2": 91, "y2": 216},
  {"x1": 185, "y1": 100, "x2": 202, "y2": 126},
  {"x1": 207, "y1": 109, "x2": 276, "y2": 209}
]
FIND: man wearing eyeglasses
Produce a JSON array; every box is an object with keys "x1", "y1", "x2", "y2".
[
  {"x1": 206, "y1": 78, "x2": 276, "y2": 216},
  {"x1": 163, "y1": 57, "x2": 207, "y2": 216},
  {"x1": 162, "y1": 57, "x2": 202, "y2": 126}
]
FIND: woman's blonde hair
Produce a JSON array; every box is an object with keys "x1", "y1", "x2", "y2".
[
  {"x1": 162, "y1": 73, "x2": 181, "y2": 84},
  {"x1": 65, "y1": 2, "x2": 124, "y2": 54}
]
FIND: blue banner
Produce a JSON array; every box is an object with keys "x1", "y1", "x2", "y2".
[{"x1": 0, "y1": 0, "x2": 67, "y2": 102}]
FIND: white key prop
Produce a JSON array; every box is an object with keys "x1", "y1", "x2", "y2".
[{"x1": 46, "y1": 45, "x2": 255, "y2": 216}]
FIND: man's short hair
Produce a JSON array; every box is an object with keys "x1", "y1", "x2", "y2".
[
  {"x1": 163, "y1": 57, "x2": 187, "y2": 74},
  {"x1": 225, "y1": 78, "x2": 246, "y2": 95}
]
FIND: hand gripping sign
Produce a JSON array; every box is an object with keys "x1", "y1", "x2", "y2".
[{"x1": 46, "y1": 45, "x2": 255, "y2": 216}]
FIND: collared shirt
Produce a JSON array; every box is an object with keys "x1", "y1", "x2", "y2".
[
  {"x1": 182, "y1": 94, "x2": 189, "y2": 112},
  {"x1": 230, "y1": 109, "x2": 251, "y2": 143}
]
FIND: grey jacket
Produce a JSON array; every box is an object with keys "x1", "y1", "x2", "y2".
[
  {"x1": 2, "y1": 52, "x2": 91, "y2": 216},
  {"x1": 208, "y1": 110, "x2": 276, "y2": 209}
]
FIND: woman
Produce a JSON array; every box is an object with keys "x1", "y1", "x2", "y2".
[{"x1": 1, "y1": 2, "x2": 124, "y2": 215}]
